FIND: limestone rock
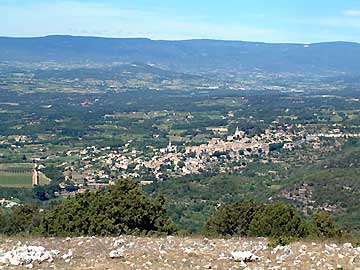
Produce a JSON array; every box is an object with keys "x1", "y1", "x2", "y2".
[
  {"x1": 109, "y1": 248, "x2": 124, "y2": 259},
  {"x1": 231, "y1": 251, "x2": 259, "y2": 262},
  {"x1": 0, "y1": 245, "x2": 60, "y2": 266}
]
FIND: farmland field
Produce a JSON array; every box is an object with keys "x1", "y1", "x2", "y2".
[
  {"x1": 0, "y1": 173, "x2": 32, "y2": 188},
  {"x1": 38, "y1": 172, "x2": 51, "y2": 185},
  {"x1": 0, "y1": 163, "x2": 33, "y2": 188}
]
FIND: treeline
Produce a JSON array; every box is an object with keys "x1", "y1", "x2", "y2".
[{"x1": 0, "y1": 179, "x2": 344, "y2": 241}]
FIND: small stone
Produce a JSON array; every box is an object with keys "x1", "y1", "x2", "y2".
[
  {"x1": 113, "y1": 239, "x2": 125, "y2": 248},
  {"x1": 62, "y1": 249, "x2": 73, "y2": 260},
  {"x1": 184, "y1": 248, "x2": 195, "y2": 254},
  {"x1": 109, "y1": 249, "x2": 124, "y2": 259}
]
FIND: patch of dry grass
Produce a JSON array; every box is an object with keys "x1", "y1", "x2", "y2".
[{"x1": 0, "y1": 236, "x2": 359, "y2": 270}]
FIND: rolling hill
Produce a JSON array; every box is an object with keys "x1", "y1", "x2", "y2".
[{"x1": 1, "y1": 35, "x2": 360, "y2": 73}]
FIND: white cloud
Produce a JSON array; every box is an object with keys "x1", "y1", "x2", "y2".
[{"x1": 343, "y1": 9, "x2": 360, "y2": 17}]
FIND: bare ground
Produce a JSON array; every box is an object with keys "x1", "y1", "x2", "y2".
[{"x1": 0, "y1": 236, "x2": 359, "y2": 270}]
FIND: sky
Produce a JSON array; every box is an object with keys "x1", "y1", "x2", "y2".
[{"x1": 1, "y1": 0, "x2": 360, "y2": 43}]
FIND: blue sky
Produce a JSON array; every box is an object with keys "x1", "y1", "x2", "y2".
[{"x1": 1, "y1": 0, "x2": 360, "y2": 43}]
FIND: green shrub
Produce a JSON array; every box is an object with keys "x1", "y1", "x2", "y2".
[
  {"x1": 40, "y1": 179, "x2": 176, "y2": 236},
  {"x1": 268, "y1": 236, "x2": 295, "y2": 248},
  {"x1": 311, "y1": 211, "x2": 342, "y2": 238},
  {"x1": 205, "y1": 202, "x2": 308, "y2": 238},
  {"x1": 204, "y1": 201, "x2": 263, "y2": 236},
  {"x1": 0, "y1": 205, "x2": 41, "y2": 235},
  {"x1": 248, "y1": 203, "x2": 308, "y2": 238}
]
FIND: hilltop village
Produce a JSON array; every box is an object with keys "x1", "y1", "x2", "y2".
[{"x1": 57, "y1": 124, "x2": 359, "y2": 195}]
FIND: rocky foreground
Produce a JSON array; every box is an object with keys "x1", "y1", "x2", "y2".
[{"x1": 0, "y1": 236, "x2": 359, "y2": 270}]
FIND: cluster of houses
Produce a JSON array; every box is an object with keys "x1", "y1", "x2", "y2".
[
  {"x1": 2, "y1": 123, "x2": 357, "y2": 196},
  {"x1": 62, "y1": 125, "x2": 312, "y2": 188},
  {"x1": 279, "y1": 183, "x2": 341, "y2": 215},
  {"x1": 279, "y1": 183, "x2": 316, "y2": 214}
]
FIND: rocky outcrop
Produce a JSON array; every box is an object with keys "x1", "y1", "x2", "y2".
[
  {"x1": 0, "y1": 237, "x2": 359, "y2": 269},
  {"x1": 0, "y1": 245, "x2": 60, "y2": 267}
]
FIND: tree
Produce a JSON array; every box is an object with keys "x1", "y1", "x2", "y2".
[
  {"x1": 0, "y1": 205, "x2": 40, "y2": 235},
  {"x1": 205, "y1": 202, "x2": 263, "y2": 236},
  {"x1": 33, "y1": 185, "x2": 47, "y2": 201},
  {"x1": 205, "y1": 202, "x2": 308, "y2": 238},
  {"x1": 248, "y1": 203, "x2": 308, "y2": 238},
  {"x1": 312, "y1": 211, "x2": 342, "y2": 238},
  {"x1": 40, "y1": 179, "x2": 176, "y2": 236}
]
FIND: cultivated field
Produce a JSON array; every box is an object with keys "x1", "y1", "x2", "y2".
[{"x1": 0, "y1": 163, "x2": 33, "y2": 188}]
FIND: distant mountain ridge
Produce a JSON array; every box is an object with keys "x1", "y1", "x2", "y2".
[{"x1": 1, "y1": 35, "x2": 360, "y2": 73}]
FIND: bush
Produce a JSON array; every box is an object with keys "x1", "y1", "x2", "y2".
[
  {"x1": 0, "y1": 205, "x2": 41, "y2": 235},
  {"x1": 204, "y1": 201, "x2": 263, "y2": 236},
  {"x1": 248, "y1": 203, "x2": 308, "y2": 238},
  {"x1": 312, "y1": 211, "x2": 342, "y2": 238},
  {"x1": 268, "y1": 236, "x2": 294, "y2": 248},
  {"x1": 40, "y1": 179, "x2": 176, "y2": 236},
  {"x1": 205, "y1": 202, "x2": 308, "y2": 238}
]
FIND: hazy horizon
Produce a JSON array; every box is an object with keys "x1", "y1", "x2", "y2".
[
  {"x1": 1, "y1": 0, "x2": 360, "y2": 43},
  {"x1": 1, "y1": 34, "x2": 360, "y2": 45}
]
